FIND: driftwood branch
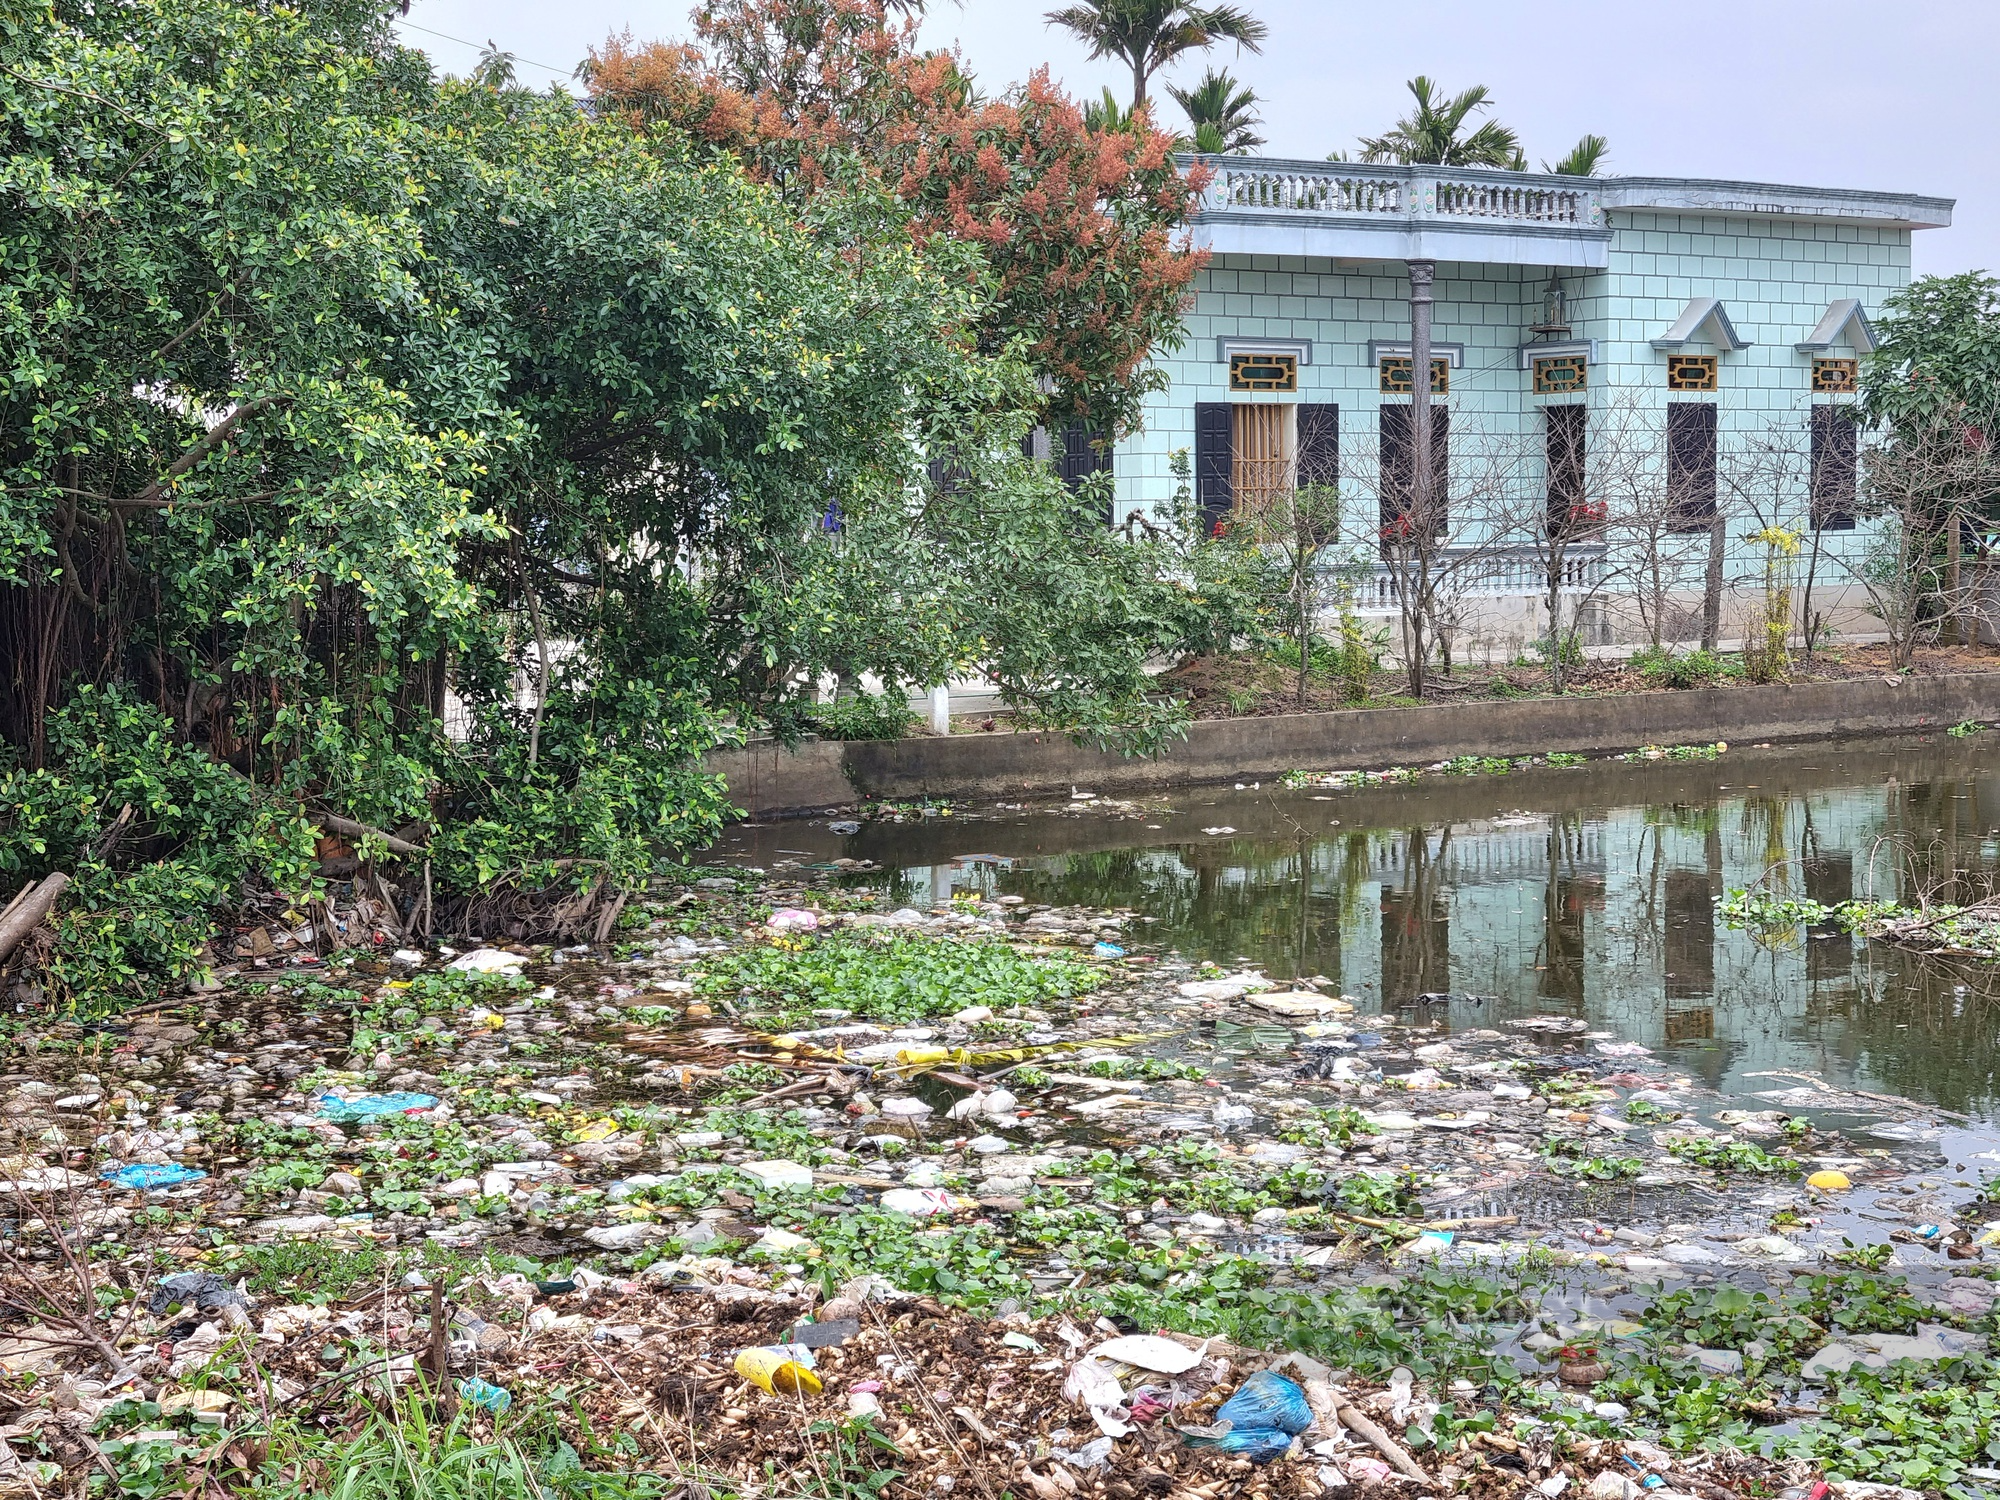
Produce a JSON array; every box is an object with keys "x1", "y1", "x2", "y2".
[
  {"x1": 1336, "y1": 1400, "x2": 1437, "y2": 1489},
  {"x1": 592, "y1": 887, "x2": 629, "y2": 945},
  {"x1": 313, "y1": 811, "x2": 424, "y2": 859},
  {"x1": 89, "y1": 803, "x2": 134, "y2": 862},
  {"x1": 0, "y1": 873, "x2": 71, "y2": 965}
]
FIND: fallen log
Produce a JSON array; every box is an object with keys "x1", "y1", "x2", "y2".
[
  {"x1": 0, "y1": 872, "x2": 73, "y2": 965},
  {"x1": 311, "y1": 810, "x2": 424, "y2": 858}
]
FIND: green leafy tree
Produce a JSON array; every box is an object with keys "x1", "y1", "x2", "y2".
[
  {"x1": 1043, "y1": 0, "x2": 1268, "y2": 112},
  {"x1": 469, "y1": 40, "x2": 519, "y2": 90},
  {"x1": 0, "y1": 0, "x2": 1223, "y2": 1004},
  {"x1": 1083, "y1": 84, "x2": 1140, "y2": 133},
  {"x1": 1852, "y1": 273, "x2": 2000, "y2": 656},
  {"x1": 1167, "y1": 66, "x2": 1264, "y2": 153},
  {"x1": 1356, "y1": 76, "x2": 1523, "y2": 168},
  {"x1": 1860, "y1": 273, "x2": 2000, "y2": 429}
]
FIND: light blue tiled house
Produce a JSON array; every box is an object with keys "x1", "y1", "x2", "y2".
[{"x1": 1105, "y1": 159, "x2": 1954, "y2": 656}]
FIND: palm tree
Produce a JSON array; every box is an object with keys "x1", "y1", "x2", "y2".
[
  {"x1": 1083, "y1": 86, "x2": 1140, "y2": 134},
  {"x1": 1044, "y1": 0, "x2": 1269, "y2": 113},
  {"x1": 1357, "y1": 76, "x2": 1521, "y2": 169},
  {"x1": 1544, "y1": 134, "x2": 1610, "y2": 176},
  {"x1": 1167, "y1": 66, "x2": 1264, "y2": 153}
]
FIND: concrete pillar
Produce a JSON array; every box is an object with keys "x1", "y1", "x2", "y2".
[
  {"x1": 929, "y1": 684, "x2": 951, "y2": 735},
  {"x1": 1408, "y1": 260, "x2": 1435, "y2": 527}
]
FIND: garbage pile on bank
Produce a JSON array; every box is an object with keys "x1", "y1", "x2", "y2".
[{"x1": 0, "y1": 868, "x2": 1993, "y2": 1496}]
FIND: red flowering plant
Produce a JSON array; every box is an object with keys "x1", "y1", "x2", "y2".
[{"x1": 584, "y1": 0, "x2": 1207, "y2": 437}]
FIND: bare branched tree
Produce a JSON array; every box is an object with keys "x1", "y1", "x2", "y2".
[{"x1": 1593, "y1": 396, "x2": 1721, "y2": 653}]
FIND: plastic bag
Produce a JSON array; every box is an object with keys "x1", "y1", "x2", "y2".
[
  {"x1": 1204, "y1": 1429, "x2": 1295, "y2": 1463},
  {"x1": 102, "y1": 1163, "x2": 207, "y2": 1191},
  {"x1": 459, "y1": 1378, "x2": 513, "y2": 1414},
  {"x1": 1214, "y1": 1371, "x2": 1312, "y2": 1436},
  {"x1": 148, "y1": 1271, "x2": 248, "y2": 1314},
  {"x1": 316, "y1": 1092, "x2": 439, "y2": 1121},
  {"x1": 735, "y1": 1344, "x2": 824, "y2": 1396}
]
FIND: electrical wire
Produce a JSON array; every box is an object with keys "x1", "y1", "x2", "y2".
[{"x1": 394, "y1": 19, "x2": 576, "y2": 78}]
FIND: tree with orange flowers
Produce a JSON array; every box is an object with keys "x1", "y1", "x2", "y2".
[{"x1": 584, "y1": 0, "x2": 1207, "y2": 436}]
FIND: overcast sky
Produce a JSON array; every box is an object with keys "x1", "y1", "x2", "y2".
[{"x1": 394, "y1": 0, "x2": 1989, "y2": 277}]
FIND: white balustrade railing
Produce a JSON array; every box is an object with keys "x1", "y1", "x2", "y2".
[
  {"x1": 1216, "y1": 168, "x2": 1404, "y2": 215},
  {"x1": 1201, "y1": 160, "x2": 1597, "y2": 230},
  {"x1": 1354, "y1": 544, "x2": 1608, "y2": 609}
]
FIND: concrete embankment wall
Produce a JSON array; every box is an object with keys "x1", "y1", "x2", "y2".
[{"x1": 708, "y1": 671, "x2": 2000, "y2": 818}]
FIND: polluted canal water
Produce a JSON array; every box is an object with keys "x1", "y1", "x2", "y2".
[{"x1": 714, "y1": 731, "x2": 2000, "y2": 1346}]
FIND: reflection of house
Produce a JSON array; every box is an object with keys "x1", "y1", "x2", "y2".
[
  {"x1": 1663, "y1": 868, "x2": 1716, "y2": 1002},
  {"x1": 1092, "y1": 160, "x2": 1952, "y2": 653}
]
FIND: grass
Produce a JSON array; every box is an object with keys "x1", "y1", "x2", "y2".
[{"x1": 263, "y1": 1396, "x2": 678, "y2": 1500}]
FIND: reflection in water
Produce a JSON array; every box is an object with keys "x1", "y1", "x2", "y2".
[
  {"x1": 1536, "y1": 818, "x2": 1593, "y2": 1011},
  {"x1": 1381, "y1": 830, "x2": 1451, "y2": 1006},
  {"x1": 839, "y1": 738, "x2": 2000, "y2": 1117},
  {"x1": 1663, "y1": 870, "x2": 1714, "y2": 1003}
]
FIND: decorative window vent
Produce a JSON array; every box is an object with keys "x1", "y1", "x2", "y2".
[
  {"x1": 1379, "y1": 356, "x2": 1449, "y2": 396},
  {"x1": 1532, "y1": 353, "x2": 1588, "y2": 396},
  {"x1": 1811, "y1": 357, "x2": 1859, "y2": 394},
  {"x1": 1665, "y1": 355, "x2": 1718, "y2": 392},
  {"x1": 1229, "y1": 352, "x2": 1298, "y2": 393}
]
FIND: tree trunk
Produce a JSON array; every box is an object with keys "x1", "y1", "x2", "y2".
[
  {"x1": 1294, "y1": 520, "x2": 1312, "y2": 708},
  {"x1": 1700, "y1": 512, "x2": 1725, "y2": 652},
  {"x1": 1405, "y1": 565, "x2": 1430, "y2": 700},
  {"x1": 1132, "y1": 58, "x2": 1147, "y2": 115},
  {"x1": 1544, "y1": 550, "x2": 1565, "y2": 693},
  {"x1": 1946, "y1": 507, "x2": 1964, "y2": 646},
  {"x1": 1799, "y1": 525, "x2": 1824, "y2": 658}
]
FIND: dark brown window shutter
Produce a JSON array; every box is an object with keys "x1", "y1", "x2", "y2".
[
  {"x1": 1544, "y1": 404, "x2": 1590, "y2": 537},
  {"x1": 1055, "y1": 423, "x2": 1114, "y2": 525},
  {"x1": 1195, "y1": 402, "x2": 1233, "y2": 536},
  {"x1": 1378, "y1": 404, "x2": 1449, "y2": 539},
  {"x1": 1811, "y1": 406, "x2": 1857, "y2": 531},
  {"x1": 1665, "y1": 402, "x2": 1718, "y2": 532},
  {"x1": 1298, "y1": 404, "x2": 1339, "y2": 488}
]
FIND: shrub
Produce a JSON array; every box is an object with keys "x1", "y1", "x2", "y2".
[
  {"x1": 808, "y1": 690, "x2": 918, "y2": 741},
  {"x1": 1635, "y1": 647, "x2": 1723, "y2": 689}
]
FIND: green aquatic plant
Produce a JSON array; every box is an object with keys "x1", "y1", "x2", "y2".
[
  {"x1": 692, "y1": 932, "x2": 1098, "y2": 1026},
  {"x1": 1541, "y1": 1139, "x2": 1644, "y2": 1180},
  {"x1": 1664, "y1": 1136, "x2": 1797, "y2": 1175}
]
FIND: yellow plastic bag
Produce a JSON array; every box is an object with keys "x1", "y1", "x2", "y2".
[
  {"x1": 571, "y1": 1119, "x2": 620, "y2": 1143},
  {"x1": 734, "y1": 1345, "x2": 823, "y2": 1396}
]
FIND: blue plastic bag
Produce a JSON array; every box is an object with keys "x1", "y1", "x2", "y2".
[
  {"x1": 1183, "y1": 1372, "x2": 1311, "y2": 1465},
  {"x1": 1213, "y1": 1371, "x2": 1312, "y2": 1436},
  {"x1": 316, "y1": 1092, "x2": 439, "y2": 1122},
  {"x1": 1202, "y1": 1429, "x2": 1296, "y2": 1463},
  {"x1": 102, "y1": 1163, "x2": 207, "y2": 1191}
]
